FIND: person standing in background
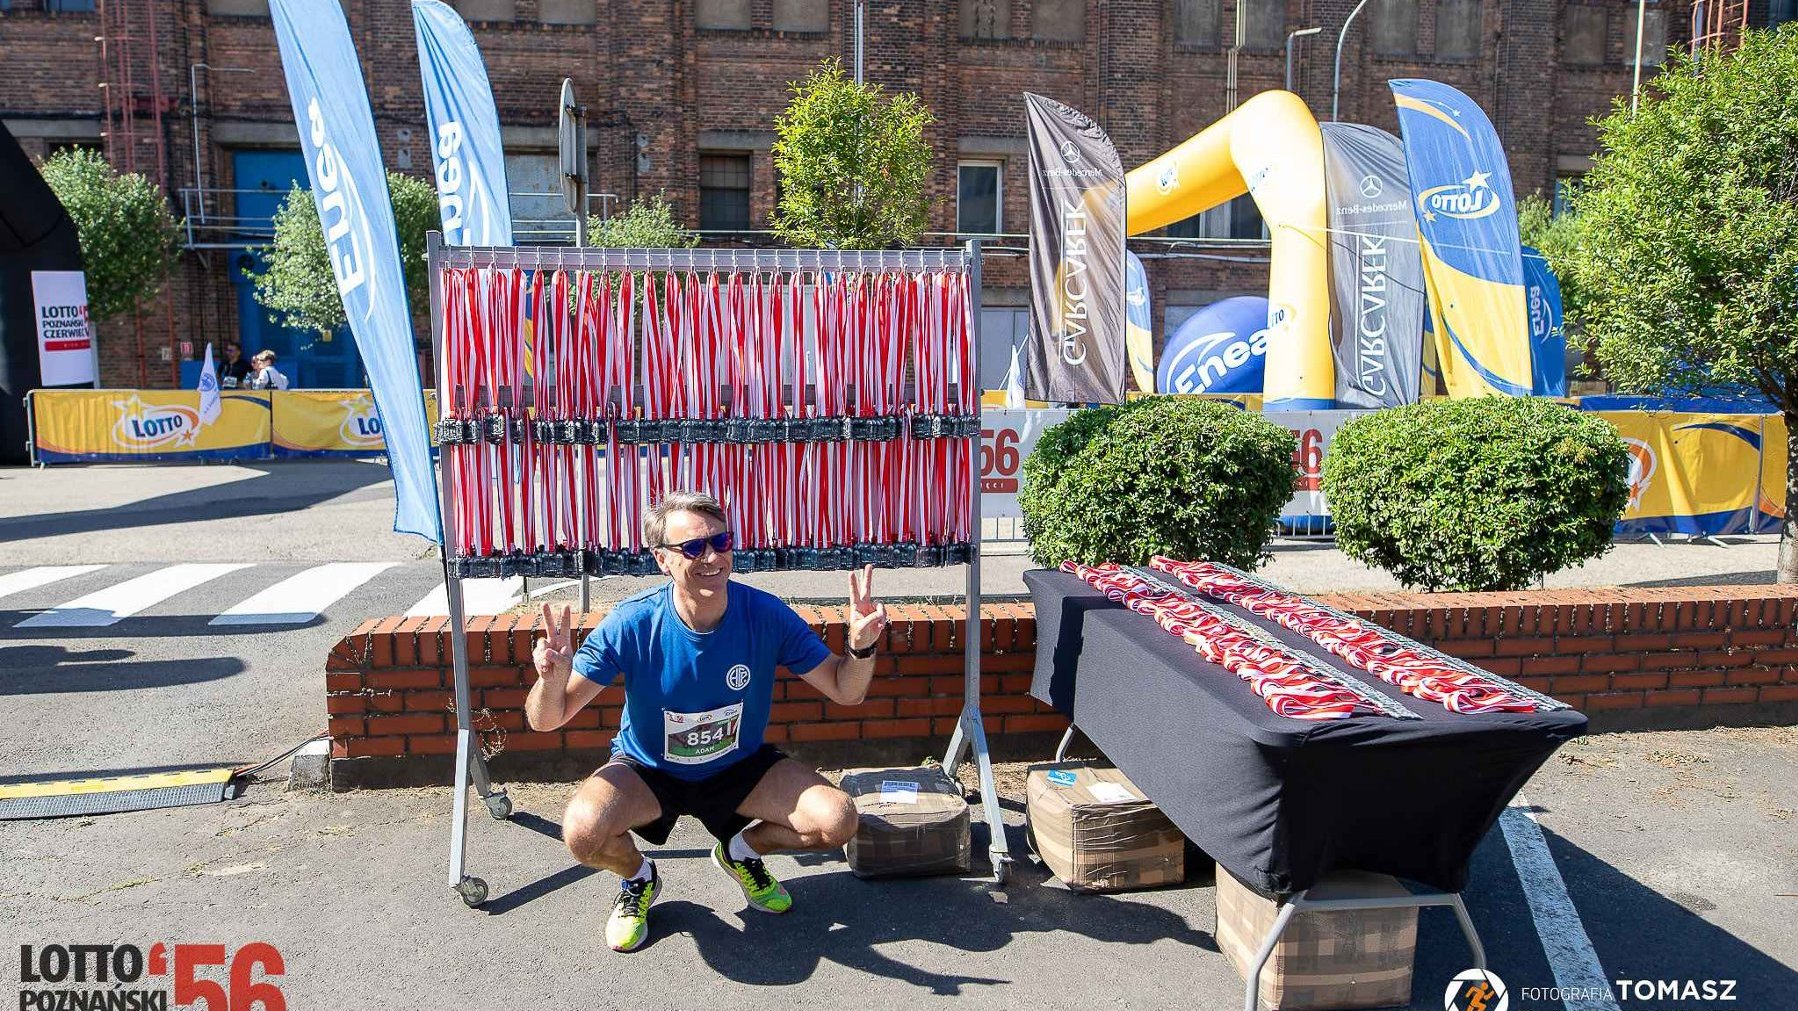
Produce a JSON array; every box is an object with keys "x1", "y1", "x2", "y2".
[
  {"x1": 247, "y1": 349, "x2": 291, "y2": 391},
  {"x1": 217, "y1": 342, "x2": 252, "y2": 389}
]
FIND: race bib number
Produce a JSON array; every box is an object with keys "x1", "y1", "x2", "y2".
[{"x1": 662, "y1": 702, "x2": 744, "y2": 765}]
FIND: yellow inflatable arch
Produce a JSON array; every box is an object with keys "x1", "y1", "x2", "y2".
[{"x1": 1125, "y1": 91, "x2": 1333, "y2": 408}]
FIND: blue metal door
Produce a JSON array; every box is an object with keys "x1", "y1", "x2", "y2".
[{"x1": 230, "y1": 150, "x2": 364, "y2": 389}]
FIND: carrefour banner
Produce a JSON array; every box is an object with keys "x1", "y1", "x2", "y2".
[
  {"x1": 1522, "y1": 246, "x2": 1567, "y2": 397},
  {"x1": 412, "y1": 0, "x2": 512, "y2": 247},
  {"x1": 272, "y1": 389, "x2": 441, "y2": 457},
  {"x1": 1024, "y1": 92, "x2": 1127, "y2": 404},
  {"x1": 1390, "y1": 79, "x2": 1532, "y2": 399},
  {"x1": 32, "y1": 389, "x2": 271, "y2": 464},
  {"x1": 271, "y1": 0, "x2": 440, "y2": 538},
  {"x1": 1319, "y1": 123, "x2": 1425, "y2": 409},
  {"x1": 1597, "y1": 411, "x2": 1782, "y2": 536}
]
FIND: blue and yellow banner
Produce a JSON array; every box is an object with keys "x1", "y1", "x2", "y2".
[
  {"x1": 271, "y1": 390, "x2": 440, "y2": 457},
  {"x1": 413, "y1": 0, "x2": 513, "y2": 248},
  {"x1": 1596, "y1": 410, "x2": 1783, "y2": 536},
  {"x1": 1390, "y1": 79, "x2": 1532, "y2": 399},
  {"x1": 32, "y1": 390, "x2": 271, "y2": 464}
]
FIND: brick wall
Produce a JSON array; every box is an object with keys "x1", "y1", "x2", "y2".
[
  {"x1": 324, "y1": 582, "x2": 1798, "y2": 788},
  {"x1": 3, "y1": 1, "x2": 1686, "y2": 387}
]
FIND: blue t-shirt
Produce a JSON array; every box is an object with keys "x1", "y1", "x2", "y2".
[{"x1": 571, "y1": 580, "x2": 831, "y2": 781}]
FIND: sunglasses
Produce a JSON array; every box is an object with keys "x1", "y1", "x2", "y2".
[{"x1": 657, "y1": 531, "x2": 734, "y2": 559}]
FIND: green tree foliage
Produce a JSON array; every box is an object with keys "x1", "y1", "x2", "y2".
[
  {"x1": 1020, "y1": 398, "x2": 1297, "y2": 569},
  {"x1": 253, "y1": 172, "x2": 436, "y2": 336},
  {"x1": 38, "y1": 148, "x2": 181, "y2": 321},
  {"x1": 771, "y1": 58, "x2": 934, "y2": 249},
  {"x1": 1516, "y1": 193, "x2": 1587, "y2": 334},
  {"x1": 1558, "y1": 27, "x2": 1798, "y2": 580},
  {"x1": 1322, "y1": 399, "x2": 1630, "y2": 592},
  {"x1": 585, "y1": 193, "x2": 698, "y2": 248}
]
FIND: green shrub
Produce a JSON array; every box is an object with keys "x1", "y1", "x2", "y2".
[
  {"x1": 1321, "y1": 397, "x2": 1630, "y2": 592},
  {"x1": 1020, "y1": 397, "x2": 1298, "y2": 569}
]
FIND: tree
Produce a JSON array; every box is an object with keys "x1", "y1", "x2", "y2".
[
  {"x1": 38, "y1": 148, "x2": 181, "y2": 321},
  {"x1": 1517, "y1": 192, "x2": 1588, "y2": 332},
  {"x1": 585, "y1": 193, "x2": 697, "y2": 248},
  {"x1": 252, "y1": 171, "x2": 436, "y2": 336},
  {"x1": 1560, "y1": 27, "x2": 1798, "y2": 581},
  {"x1": 770, "y1": 58, "x2": 934, "y2": 249}
]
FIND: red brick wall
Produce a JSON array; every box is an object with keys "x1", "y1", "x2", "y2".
[
  {"x1": 324, "y1": 583, "x2": 1798, "y2": 787},
  {"x1": 4, "y1": 1, "x2": 1685, "y2": 387}
]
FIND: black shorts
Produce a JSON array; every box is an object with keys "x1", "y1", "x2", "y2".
[{"x1": 604, "y1": 744, "x2": 787, "y2": 846}]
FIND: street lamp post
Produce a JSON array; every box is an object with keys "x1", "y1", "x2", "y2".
[
  {"x1": 1631, "y1": 0, "x2": 1648, "y2": 112},
  {"x1": 854, "y1": 0, "x2": 865, "y2": 83},
  {"x1": 1332, "y1": 0, "x2": 1375, "y2": 121},
  {"x1": 1286, "y1": 27, "x2": 1323, "y2": 92}
]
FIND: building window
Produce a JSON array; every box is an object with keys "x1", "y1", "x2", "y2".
[
  {"x1": 46, "y1": 0, "x2": 98, "y2": 10},
  {"x1": 1244, "y1": 0, "x2": 1284, "y2": 50},
  {"x1": 961, "y1": 0, "x2": 1009, "y2": 39},
  {"x1": 1630, "y1": 10, "x2": 1668, "y2": 67},
  {"x1": 539, "y1": 0, "x2": 596, "y2": 25},
  {"x1": 700, "y1": 153, "x2": 752, "y2": 232},
  {"x1": 957, "y1": 162, "x2": 1002, "y2": 235},
  {"x1": 504, "y1": 153, "x2": 574, "y2": 243},
  {"x1": 455, "y1": 0, "x2": 515, "y2": 20},
  {"x1": 1373, "y1": 0, "x2": 1419, "y2": 56},
  {"x1": 1165, "y1": 194, "x2": 1265, "y2": 240},
  {"x1": 205, "y1": 0, "x2": 269, "y2": 14},
  {"x1": 696, "y1": 0, "x2": 751, "y2": 30},
  {"x1": 1771, "y1": 0, "x2": 1798, "y2": 27},
  {"x1": 1034, "y1": 0, "x2": 1083, "y2": 41},
  {"x1": 1174, "y1": 0, "x2": 1221, "y2": 46},
  {"x1": 1435, "y1": 0, "x2": 1480, "y2": 60},
  {"x1": 773, "y1": 0, "x2": 827, "y2": 32},
  {"x1": 1563, "y1": 6, "x2": 1607, "y2": 66},
  {"x1": 1552, "y1": 176, "x2": 1580, "y2": 218}
]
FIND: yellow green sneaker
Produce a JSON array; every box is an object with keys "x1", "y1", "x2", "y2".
[
  {"x1": 711, "y1": 842, "x2": 792, "y2": 914},
  {"x1": 605, "y1": 864, "x2": 659, "y2": 952}
]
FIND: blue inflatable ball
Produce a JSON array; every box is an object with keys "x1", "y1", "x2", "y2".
[{"x1": 1155, "y1": 296, "x2": 1270, "y2": 395}]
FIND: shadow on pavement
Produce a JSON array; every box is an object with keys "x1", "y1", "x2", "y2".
[
  {"x1": 0, "y1": 644, "x2": 248, "y2": 694},
  {"x1": 1628, "y1": 570, "x2": 1777, "y2": 588},
  {"x1": 0, "y1": 461, "x2": 390, "y2": 544}
]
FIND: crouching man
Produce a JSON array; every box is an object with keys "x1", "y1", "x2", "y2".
[{"x1": 526, "y1": 490, "x2": 888, "y2": 952}]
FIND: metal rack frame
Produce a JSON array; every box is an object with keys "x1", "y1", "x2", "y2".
[{"x1": 426, "y1": 235, "x2": 1008, "y2": 907}]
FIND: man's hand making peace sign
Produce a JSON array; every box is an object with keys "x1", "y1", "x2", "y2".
[{"x1": 846, "y1": 563, "x2": 888, "y2": 653}]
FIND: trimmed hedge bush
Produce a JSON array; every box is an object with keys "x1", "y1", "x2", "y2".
[
  {"x1": 1321, "y1": 398, "x2": 1630, "y2": 592},
  {"x1": 1020, "y1": 397, "x2": 1298, "y2": 569}
]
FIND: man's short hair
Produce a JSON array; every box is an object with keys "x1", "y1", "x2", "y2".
[{"x1": 644, "y1": 490, "x2": 729, "y2": 547}]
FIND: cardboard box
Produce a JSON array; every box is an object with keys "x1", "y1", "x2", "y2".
[
  {"x1": 839, "y1": 766, "x2": 971, "y2": 878},
  {"x1": 1025, "y1": 762, "x2": 1185, "y2": 892},
  {"x1": 1215, "y1": 868, "x2": 1418, "y2": 1010}
]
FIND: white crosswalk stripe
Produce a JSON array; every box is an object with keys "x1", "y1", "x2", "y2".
[
  {"x1": 405, "y1": 577, "x2": 523, "y2": 618},
  {"x1": 17, "y1": 563, "x2": 253, "y2": 628},
  {"x1": 0, "y1": 566, "x2": 106, "y2": 604},
  {"x1": 209, "y1": 562, "x2": 399, "y2": 626}
]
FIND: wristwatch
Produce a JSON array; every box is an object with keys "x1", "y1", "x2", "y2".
[{"x1": 846, "y1": 641, "x2": 878, "y2": 660}]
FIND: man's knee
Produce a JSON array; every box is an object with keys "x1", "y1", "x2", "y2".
[
  {"x1": 562, "y1": 794, "x2": 625, "y2": 863},
  {"x1": 809, "y1": 788, "x2": 859, "y2": 848}
]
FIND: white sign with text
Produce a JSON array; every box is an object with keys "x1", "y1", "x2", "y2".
[{"x1": 31, "y1": 270, "x2": 98, "y2": 387}]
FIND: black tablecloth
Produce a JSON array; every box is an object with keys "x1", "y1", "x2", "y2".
[{"x1": 1026, "y1": 568, "x2": 1586, "y2": 899}]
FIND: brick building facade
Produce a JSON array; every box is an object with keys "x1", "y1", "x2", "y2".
[{"x1": 0, "y1": 0, "x2": 1749, "y2": 390}]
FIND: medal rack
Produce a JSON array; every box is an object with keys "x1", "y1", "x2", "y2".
[{"x1": 425, "y1": 236, "x2": 1009, "y2": 907}]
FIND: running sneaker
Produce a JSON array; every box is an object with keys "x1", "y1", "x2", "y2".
[
  {"x1": 711, "y1": 842, "x2": 792, "y2": 914},
  {"x1": 606, "y1": 864, "x2": 660, "y2": 952}
]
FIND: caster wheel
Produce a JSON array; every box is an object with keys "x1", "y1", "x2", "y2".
[
  {"x1": 457, "y1": 876, "x2": 488, "y2": 908},
  {"x1": 484, "y1": 791, "x2": 513, "y2": 820},
  {"x1": 991, "y1": 856, "x2": 1010, "y2": 885}
]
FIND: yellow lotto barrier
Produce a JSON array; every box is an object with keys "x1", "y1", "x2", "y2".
[
  {"x1": 271, "y1": 389, "x2": 440, "y2": 457},
  {"x1": 1125, "y1": 91, "x2": 1333, "y2": 409},
  {"x1": 31, "y1": 389, "x2": 272, "y2": 463},
  {"x1": 1597, "y1": 411, "x2": 1783, "y2": 536}
]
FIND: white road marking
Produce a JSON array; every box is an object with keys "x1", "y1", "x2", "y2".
[
  {"x1": 404, "y1": 577, "x2": 523, "y2": 617},
  {"x1": 209, "y1": 562, "x2": 398, "y2": 626},
  {"x1": 17, "y1": 563, "x2": 252, "y2": 628},
  {"x1": 0, "y1": 566, "x2": 106, "y2": 603},
  {"x1": 1500, "y1": 797, "x2": 1622, "y2": 1011}
]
